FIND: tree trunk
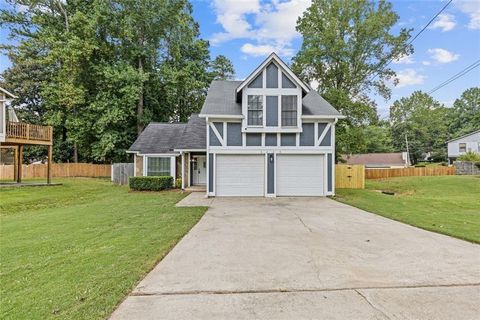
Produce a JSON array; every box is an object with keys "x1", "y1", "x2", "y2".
[{"x1": 137, "y1": 57, "x2": 144, "y2": 134}]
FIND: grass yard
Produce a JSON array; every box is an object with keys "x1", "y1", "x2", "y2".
[
  {"x1": 335, "y1": 175, "x2": 480, "y2": 244},
  {"x1": 0, "y1": 178, "x2": 207, "y2": 319}
]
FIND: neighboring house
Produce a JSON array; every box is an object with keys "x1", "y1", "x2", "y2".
[
  {"x1": 0, "y1": 87, "x2": 54, "y2": 183},
  {"x1": 128, "y1": 53, "x2": 344, "y2": 197},
  {"x1": 447, "y1": 130, "x2": 480, "y2": 164},
  {"x1": 342, "y1": 152, "x2": 410, "y2": 168}
]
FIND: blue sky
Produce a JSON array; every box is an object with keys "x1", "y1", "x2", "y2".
[{"x1": 1, "y1": 0, "x2": 479, "y2": 118}]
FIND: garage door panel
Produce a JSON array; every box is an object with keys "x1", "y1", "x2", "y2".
[
  {"x1": 216, "y1": 155, "x2": 264, "y2": 196},
  {"x1": 277, "y1": 155, "x2": 324, "y2": 196}
]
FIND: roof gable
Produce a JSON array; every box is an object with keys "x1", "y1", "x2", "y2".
[
  {"x1": 0, "y1": 87, "x2": 17, "y2": 99},
  {"x1": 446, "y1": 130, "x2": 480, "y2": 143},
  {"x1": 236, "y1": 53, "x2": 310, "y2": 93}
]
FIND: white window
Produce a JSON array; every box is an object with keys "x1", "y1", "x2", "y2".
[
  {"x1": 147, "y1": 157, "x2": 171, "y2": 176},
  {"x1": 281, "y1": 95, "x2": 297, "y2": 126},
  {"x1": 248, "y1": 95, "x2": 263, "y2": 126},
  {"x1": 459, "y1": 143, "x2": 467, "y2": 153}
]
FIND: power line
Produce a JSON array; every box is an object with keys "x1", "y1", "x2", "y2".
[
  {"x1": 428, "y1": 59, "x2": 480, "y2": 94},
  {"x1": 369, "y1": 0, "x2": 453, "y2": 81}
]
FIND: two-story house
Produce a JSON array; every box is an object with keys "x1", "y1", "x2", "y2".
[
  {"x1": 128, "y1": 53, "x2": 344, "y2": 197},
  {"x1": 447, "y1": 130, "x2": 480, "y2": 164}
]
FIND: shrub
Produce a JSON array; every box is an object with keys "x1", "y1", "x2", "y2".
[
  {"x1": 458, "y1": 151, "x2": 480, "y2": 162},
  {"x1": 175, "y1": 178, "x2": 182, "y2": 189},
  {"x1": 475, "y1": 162, "x2": 480, "y2": 169},
  {"x1": 129, "y1": 176, "x2": 173, "y2": 191},
  {"x1": 414, "y1": 163, "x2": 426, "y2": 168}
]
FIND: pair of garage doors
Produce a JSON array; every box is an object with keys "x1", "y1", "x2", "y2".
[{"x1": 215, "y1": 154, "x2": 325, "y2": 196}]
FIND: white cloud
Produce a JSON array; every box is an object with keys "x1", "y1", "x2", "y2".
[
  {"x1": 241, "y1": 43, "x2": 294, "y2": 57},
  {"x1": 396, "y1": 69, "x2": 426, "y2": 88},
  {"x1": 422, "y1": 60, "x2": 431, "y2": 66},
  {"x1": 427, "y1": 48, "x2": 460, "y2": 63},
  {"x1": 456, "y1": 0, "x2": 480, "y2": 30},
  {"x1": 393, "y1": 54, "x2": 415, "y2": 64},
  {"x1": 428, "y1": 13, "x2": 456, "y2": 31},
  {"x1": 210, "y1": 0, "x2": 311, "y2": 57}
]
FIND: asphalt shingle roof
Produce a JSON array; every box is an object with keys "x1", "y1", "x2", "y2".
[
  {"x1": 200, "y1": 80, "x2": 342, "y2": 117},
  {"x1": 302, "y1": 91, "x2": 342, "y2": 116},
  {"x1": 175, "y1": 114, "x2": 206, "y2": 150},
  {"x1": 128, "y1": 114, "x2": 206, "y2": 154},
  {"x1": 200, "y1": 80, "x2": 242, "y2": 116}
]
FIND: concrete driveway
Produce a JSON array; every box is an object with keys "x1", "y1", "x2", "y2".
[{"x1": 111, "y1": 196, "x2": 480, "y2": 319}]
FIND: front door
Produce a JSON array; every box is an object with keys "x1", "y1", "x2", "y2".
[{"x1": 193, "y1": 156, "x2": 206, "y2": 185}]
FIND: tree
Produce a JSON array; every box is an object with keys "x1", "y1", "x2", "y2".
[
  {"x1": 449, "y1": 87, "x2": 480, "y2": 137},
  {"x1": 390, "y1": 91, "x2": 449, "y2": 163},
  {"x1": 292, "y1": 0, "x2": 412, "y2": 157},
  {"x1": 1, "y1": 0, "x2": 213, "y2": 163},
  {"x1": 363, "y1": 122, "x2": 394, "y2": 153},
  {"x1": 293, "y1": 0, "x2": 412, "y2": 105},
  {"x1": 210, "y1": 55, "x2": 235, "y2": 80}
]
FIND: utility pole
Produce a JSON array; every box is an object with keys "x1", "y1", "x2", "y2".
[{"x1": 405, "y1": 133, "x2": 410, "y2": 165}]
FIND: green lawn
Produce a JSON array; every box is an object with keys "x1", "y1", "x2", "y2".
[
  {"x1": 335, "y1": 175, "x2": 480, "y2": 244},
  {"x1": 0, "y1": 178, "x2": 207, "y2": 319}
]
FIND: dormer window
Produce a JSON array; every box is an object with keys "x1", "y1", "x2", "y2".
[
  {"x1": 281, "y1": 95, "x2": 297, "y2": 126},
  {"x1": 247, "y1": 95, "x2": 263, "y2": 126}
]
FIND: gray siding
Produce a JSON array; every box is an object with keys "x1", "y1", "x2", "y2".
[
  {"x1": 209, "y1": 153, "x2": 214, "y2": 192},
  {"x1": 327, "y1": 153, "x2": 333, "y2": 192},
  {"x1": 318, "y1": 123, "x2": 327, "y2": 139},
  {"x1": 209, "y1": 122, "x2": 224, "y2": 147},
  {"x1": 265, "y1": 133, "x2": 277, "y2": 146},
  {"x1": 248, "y1": 73, "x2": 262, "y2": 88},
  {"x1": 281, "y1": 133, "x2": 296, "y2": 146},
  {"x1": 209, "y1": 127, "x2": 221, "y2": 146},
  {"x1": 300, "y1": 123, "x2": 314, "y2": 146},
  {"x1": 320, "y1": 127, "x2": 332, "y2": 146},
  {"x1": 227, "y1": 123, "x2": 242, "y2": 146},
  {"x1": 246, "y1": 133, "x2": 262, "y2": 146},
  {"x1": 282, "y1": 73, "x2": 296, "y2": 88},
  {"x1": 267, "y1": 153, "x2": 274, "y2": 194},
  {"x1": 266, "y1": 63, "x2": 278, "y2": 88},
  {"x1": 266, "y1": 96, "x2": 278, "y2": 127}
]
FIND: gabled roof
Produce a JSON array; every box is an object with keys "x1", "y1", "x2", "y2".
[
  {"x1": 128, "y1": 114, "x2": 207, "y2": 154},
  {"x1": 446, "y1": 129, "x2": 480, "y2": 143},
  {"x1": 199, "y1": 80, "x2": 242, "y2": 117},
  {"x1": 342, "y1": 153, "x2": 409, "y2": 167},
  {"x1": 0, "y1": 87, "x2": 17, "y2": 99},
  {"x1": 175, "y1": 114, "x2": 207, "y2": 150},
  {"x1": 128, "y1": 123, "x2": 187, "y2": 154},
  {"x1": 302, "y1": 91, "x2": 343, "y2": 117},
  {"x1": 235, "y1": 52, "x2": 311, "y2": 93}
]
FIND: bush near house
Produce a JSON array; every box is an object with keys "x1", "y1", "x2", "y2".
[
  {"x1": 458, "y1": 151, "x2": 480, "y2": 162},
  {"x1": 129, "y1": 176, "x2": 173, "y2": 191}
]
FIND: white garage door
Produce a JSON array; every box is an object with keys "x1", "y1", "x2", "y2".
[
  {"x1": 216, "y1": 154, "x2": 265, "y2": 196},
  {"x1": 276, "y1": 154, "x2": 324, "y2": 196}
]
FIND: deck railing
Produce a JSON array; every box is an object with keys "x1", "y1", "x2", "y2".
[{"x1": 6, "y1": 121, "x2": 53, "y2": 143}]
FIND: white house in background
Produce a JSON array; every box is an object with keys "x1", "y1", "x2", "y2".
[
  {"x1": 128, "y1": 53, "x2": 345, "y2": 197},
  {"x1": 0, "y1": 87, "x2": 17, "y2": 143},
  {"x1": 447, "y1": 130, "x2": 480, "y2": 164}
]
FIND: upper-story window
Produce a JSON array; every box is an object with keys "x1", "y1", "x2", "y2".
[
  {"x1": 281, "y1": 95, "x2": 297, "y2": 126},
  {"x1": 248, "y1": 95, "x2": 263, "y2": 126},
  {"x1": 459, "y1": 143, "x2": 467, "y2": 153}
]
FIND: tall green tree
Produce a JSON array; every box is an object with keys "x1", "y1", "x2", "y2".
[
  {"x1": 1, "y1": 0, "x2": 213, "y2": 163},
  {"x1": 292, "y1": 0, "x2": 412, "y2": 156},
  {"x1": 448, "y1": 87, "x2": 480, "y2": 137},
  {"x1": 210, "y1": 55, "x2": 235, "y2": 80},
  {"x1": 390, "y1": 91, "x2": 449, "y2": 163}
]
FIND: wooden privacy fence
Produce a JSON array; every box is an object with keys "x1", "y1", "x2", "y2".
[
  {"x1": 0, "y1": 163, "x2": 111, "y2": 179},
  {"x1": 335, "y1": 164, "x2": 365, "y2": 189},
  {"x1": 365, "y1": 166, "x2": 455, "y2": 179}
]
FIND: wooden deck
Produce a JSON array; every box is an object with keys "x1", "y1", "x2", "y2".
[{"x1": 3, "y1": 121, "x2": 53, "y2": 145}]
